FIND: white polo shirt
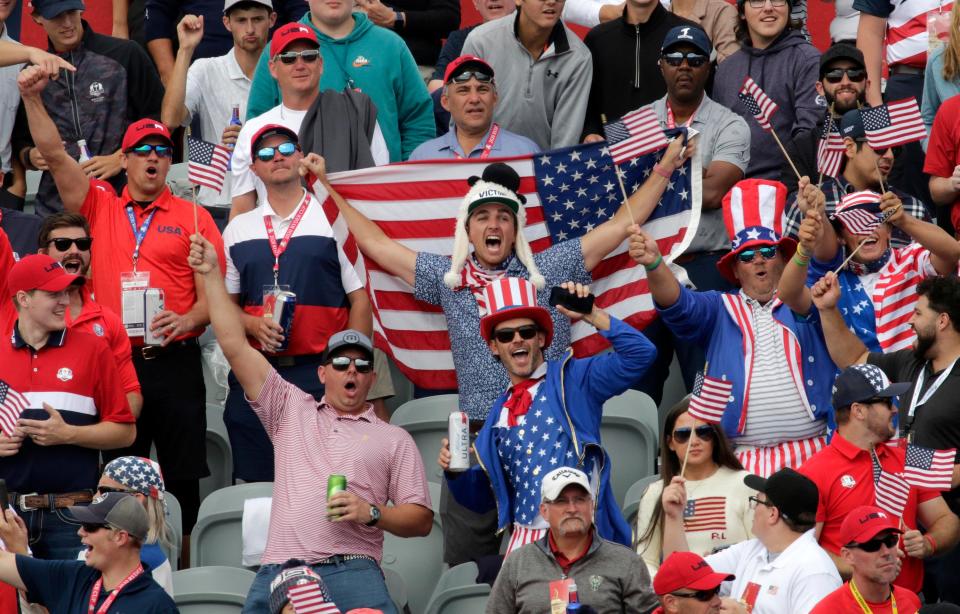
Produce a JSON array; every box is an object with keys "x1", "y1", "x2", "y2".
[
  {"x1": 705, "y1": 530, "x2": 841, "y2": 614},
  {"x1": 0, "y1": 26, "x2": 22, "y2": 172}
]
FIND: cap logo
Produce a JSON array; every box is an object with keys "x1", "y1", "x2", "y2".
[
  {"x1": 859, "y1": 510, "x2": 887, "y2": 523},
  {"x1": 677, "y1": 27, "x2": 694, "y2": 40},
  {"x1": 342, "y1": 332, "x2": 361, "y2": 344},
  {"x1": 691, "y1": 561, "x2": 709, "y2": 571},
  {"x1": 44, "y1": 261, "x2": 62, "y2": 273}
]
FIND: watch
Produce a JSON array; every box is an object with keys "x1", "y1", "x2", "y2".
[
  {"x1": 393, "y1": 11, "x2": 405, "y2": 30},
  {"x1": 366, "y1": 504, "x2": 381, "y2": 526}
]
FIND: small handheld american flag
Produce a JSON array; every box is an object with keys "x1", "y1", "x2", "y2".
[
  {"x1": 903, "y1": 444, "x2": 956, "y2": 491},
  {"x1": 817, "y1": 119, "x2": 845, "y2": 179},
  {"x1": 833, "y1": 191, "x2": 883, "y2": 236},
  {"x1": 0, "y1": 380, "x2": 28, "y2": 438},
  {"x1": 187, "y1": 136, "x2": 230, "y2": 193},
  {"x1": 861, "y1": 98, "x2": 926, "y2": 150},
  {"x1": 602, "y1": 107, "x2": 669, "y2": 164},
  {"x1": 687, "y1": 372, "x2": 733, "y2": 425},
  {"x1": 739, "y1": 77, "x2": 779, "y2": 132},
  {"x1": 874, "y1": 468, "x2": 910, "y2": 518}
]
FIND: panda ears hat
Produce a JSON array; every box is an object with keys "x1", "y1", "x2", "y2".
[{"x1": 443, "y1": 162, "x2": 545, "y2": 289}]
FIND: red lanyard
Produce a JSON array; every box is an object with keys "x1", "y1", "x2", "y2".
[
  {"x1": 88, "y1": 565, "x2": 143, "y2": 613},
  {"x1": 665, "y1": 103, "x2": 697, "y2": 129},
  {"x1": 264, "y1": 192, "x2": 310, "y2": 284},
  {"x1": 454, "y1": 123, "x2": 500, "y2": 160}
]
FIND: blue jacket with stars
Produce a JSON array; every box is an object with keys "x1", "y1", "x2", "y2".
[{"x1": 445, "y1": 317, "x2": 656, "y2": 547}]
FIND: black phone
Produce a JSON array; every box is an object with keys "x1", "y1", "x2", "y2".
[
  {"x1": 549, "y1": 286, "x2": 595, "y2": 314},
  {"x1": 19, "y1": 408, "x2": 50, "y2": 421},
  {"x1": 0, "y1": 479, "x2": 8, "y2": 510}
]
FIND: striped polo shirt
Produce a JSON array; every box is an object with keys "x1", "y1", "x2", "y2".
[{"x1": 853, "y1": 0, "x2": 953, "y2": 68}]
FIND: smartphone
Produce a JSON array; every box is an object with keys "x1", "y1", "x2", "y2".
[{"x1": 549, "y1": 286, "x2": 595, "y2": 314}]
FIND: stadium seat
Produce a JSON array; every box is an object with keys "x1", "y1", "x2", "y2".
[
  {"x1": 201, "y1": 402, "x2": 234, "y2": 501},
  {"x1": 601, "y1": 390, "x2": 659, "y2": 507},
  {"x1": 172, "y1": 565, "x2": 255, "y2": 613},
  {"x1": 191, "y1": 482, "x2": 273, "y2": 569},
  {"x1": 162, "y1": 490, "x2": 183, "y2": 571},
  {"x1": 425, "y1": 563, "x2": 490, "y2": 614},
  {"x1": 382, "y1": 481, "x2": 444, "y2": 614},
  {"x1": 383, "y1": 567, "x2": 409, "y2": 612},
  {"x1": 391, "y1": 394, "x2": 460, "y2": 482},
  {"x1": 622, "y1": 474, "x2": 661, "y2": 543}
]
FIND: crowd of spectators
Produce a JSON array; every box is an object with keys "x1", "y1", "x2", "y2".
[{"x1": 4, "y1": 0, "x2": 960, "y2": 611}]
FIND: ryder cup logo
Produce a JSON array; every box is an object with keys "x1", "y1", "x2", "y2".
[
  {"x1": 93, "y1": 324, "x2": 105, "y2": 337},
  {"x1": 57, "y1": 368, "x2": 73, "y2": 382}
]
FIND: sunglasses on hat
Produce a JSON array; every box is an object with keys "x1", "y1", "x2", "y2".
[
  {"x1": 736, "y1": 245, "x2": 778, "y2": 263},
  {"x1": 671, "y1": 587, "x2": 721, "y2": 602},
  {"x1": 823, "y1": 67, "x2": 866, "y2": 83},
  {"x1": 46, "y1": 237, "x2": 92, "y2": 251},
  {"x1": 493, "y1": 324, "x2": 540, "y2": 344},
  {"x1": 848, "y1": 533, "x2": 900, "y2": 552},
  {"x1": 276, "y1": 49, "x2": 320, "y2": 64},
  {"x1": 661, "y1": 51, "x2": 709, "y2": 68},
  {"x1": 450, "y1": 70, "x2": 493, "y2": 84},
  {"x1": 671, "y1": 425, "x2": 716, "y2": 444},
  {"x1": 327, "y1": 356, "x2": 373, "y2": 373}
]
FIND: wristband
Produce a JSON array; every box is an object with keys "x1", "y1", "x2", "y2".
[
  {"x1": 796, "y1": 244, "x2": 810, "y2": 258},
  {"x1": 653, "y1": 164, "x2": 672, "y2": 179},
  {"x1": 644, "y1": 255, "x2": 663, "y2": 272},
  {"x1": 792, "y1": 254, "x2": 810, "y2": 267},
  {"x1": 925, "y1": 533, "x2": 937, "y2": 554}
]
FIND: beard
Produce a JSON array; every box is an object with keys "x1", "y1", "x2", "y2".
[{"x1": 913, "y1": 329, "x2": 936, "y2": 361}]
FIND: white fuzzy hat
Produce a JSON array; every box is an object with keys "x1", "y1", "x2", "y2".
[{"x1": 443, "y1": 163, "x2": 546, "y2": 289}]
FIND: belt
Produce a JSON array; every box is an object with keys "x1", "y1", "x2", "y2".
[
  {"x1": 138, "y1": 337, "x2": 200, "y2": 360},
  {"x1": 314, "y1": 554, "x2": 377, "y2": 565},
  {"x1": 265, "y1": 353, "x2": 323, "y2": 368},
  {"x1": 890, "y1": 64, "x2": 924, "y2": 76},
  {"x1": 11, "y1": 491, "x2": 93, "y2": 511}
]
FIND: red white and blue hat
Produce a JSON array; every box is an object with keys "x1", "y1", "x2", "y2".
[
  {"x1": 478, "y1": 277, "x2": 553, "y2": 348},
  {"x1": 717, "y1": 178, "x2": 797, "y2": 285}
]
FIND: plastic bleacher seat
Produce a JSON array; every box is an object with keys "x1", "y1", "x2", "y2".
[
  {"x1": 622, "y1": 474, "x2": 660, "y2": 543},
  {"x1": 161, "y1": 490, "x2": 183, "y2": 571},
  {"x1": 424, "y1": 562, "x2": 490, "y2": 614},
  {"x1": 601, "y1": 390, "x2": 659, "y2": 507},
  {"x1": 382, "y1": 481, "x2": 444, "y2": 614},
  {"x1": 201, "y1": 402, "x2": 234, "y2": 501},
  {"x1": 390, "y1": 394, "x2": 460, "y2": 483},
  {"x1": 383, "y1": 567, "x2": 409, "y2": 612},
  {"x1": 172, "y1": 565, "x2": 255, "y2": 613},
  {"x1": 191, "y1": 482, "x2": 273, "y2": 569}
]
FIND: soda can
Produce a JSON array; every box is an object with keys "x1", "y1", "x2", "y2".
[
  {"x1": 271, "y1": 291, "x2": 296, "y2": 352},
  {"x1": 447, "y1": 411, "x2": 471, "y2": 472},
  {"x1": 143, "y1": 288, "x2": 165, "y2": 346}
]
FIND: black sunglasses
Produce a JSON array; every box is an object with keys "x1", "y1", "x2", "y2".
[
  {"x1": 96, "y1": 485, "x2": 135, "y2": 495},
  {"x1": 661, "y1": 51, "x2": 709, "y2": 68},
  {"x1": 450, "y1": 70, "x2": 493, "y2": 84},
  {"x1": 493, "y1": 324, "x2": 540, "y2": 344},
  {"x1": 671, "y1": 587, "x2": 720, "y2": 602},
  {"x1": 47, "y1": 237, "x2": 93, "y2": 251},
  {"x1": 126, "y1": 144, "x2": 173, "y2": 158},
  {"x1": 81, "y1": 523, "x2": 108, "y2": 533},
  {"x1": 868, "y1": 144, "x2": 902, "y2": 158},
  {"x1": 256, "y1": 141, "x2": 299, "y2": 162},
  {"x1": 736, "y1": 245, "x2": 778, "y2": 263},
  {"x1": 276, "y1": 49, "x2": 321, "y2": 64},
  {"x1": 671, "y1": 425, "x2": 716, "y2": 444},
  {"x1": 848, "y1": 533, "x2": 900, "y2": 552},
  {"x1": 822, "y1": 67, "x2": 866, "y2": 84},
  {"x1": 327, "y1": 356, "x2": 373, "y2": 373}
]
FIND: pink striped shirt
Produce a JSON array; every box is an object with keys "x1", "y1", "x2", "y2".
[{"x1": 251, "y1": 369, "x2": 432, "y2": 564}]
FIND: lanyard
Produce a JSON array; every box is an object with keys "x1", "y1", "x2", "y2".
[
  {"x1": 907, "y1": 357, "x2": 959, "y2": 419},
  {"x1": 665, "y1": 103, "x2": 698, "y2": 129},
  {"x1": 453, "y1": 124, "x2": 500, "y2": 160},
  {"x1": 849, "y1": 579, "x2": 897, "y2": 614},
  {"x1": 88, "y1": 564, "x2": 143, "y2": 613},
  {"x1": 125, "y1": 206, "x2": 158, "y2": 270},
  {"x1": 263, "y1": 191, "x2": 310, "y2": 286}
]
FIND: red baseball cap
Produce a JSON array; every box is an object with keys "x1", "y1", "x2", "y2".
[
  {"x1": 839, "y1": 505, "x2": 902, "y2": 546},
  {"x1": 121, "y1": 119, "x2": 173, "y2": 151},
  {"x1": 443, "y1": 54, "x2": 494, "y2": 84},
  {"x1": 250, "y1": 124, "x2": 300, "y2": 157},
  {"x1": 653, "y1": 552, "x2": 734, "y2": 596},
  {"x1": 8, "y1": 254, "x2": 84, "y2": 297},
  {"x1": 270, "y1": 22, "x2": 318, "y2": 57}
]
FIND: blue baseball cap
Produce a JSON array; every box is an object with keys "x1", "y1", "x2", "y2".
[
  {"x1": 840, "y1": 107, "x2": 868, "y2": 140},
  {"x1": 30, "y1": 0, "x2": 85, "y2": 19},
  {"x1": 660, "y1": 25, "x2": 713, "y2": 58},
  {"x1": 832, "y1": 364, "x2": 910, "y2": 409}
]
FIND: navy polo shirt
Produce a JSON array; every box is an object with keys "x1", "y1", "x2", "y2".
[{"x1": 16, "y1": 556, "x2": 177, "y2": 613}]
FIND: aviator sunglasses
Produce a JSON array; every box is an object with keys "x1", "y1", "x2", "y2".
[
  {"x1": 275, "y1": 49, "x2": 321, "y2": 64},
  {"x1": 671, "y1": 424, "x2": 716, "y2": 444},
  {"x1": 126, "y1": 144, "x2": 173, "y2": 158},
  {"x1": 256, "y1": 141, "x2": 299, "y2": 162},
  {"x1": 736, "y1": 245, "x2": 778, "y2": 263},
  {"x1": 327, "y1": 356, "x2": 373, "y2": 373}
]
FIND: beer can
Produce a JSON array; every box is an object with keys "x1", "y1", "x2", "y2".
[
  {"x1": 271, "y1": 291, "x2": 296, "y2": 352},
  {"x1": 143, "y1": 288, "x2": 165, "y2": 346},
  {"x1": 327, "y1": 474, "x2": 347, "y2": 500},
  {"x1": 447, "y1": 411, "x2": 471, "y2": 472},
  {"x1": 77, "y1": 139, "x2": 92, "y2": 163}
]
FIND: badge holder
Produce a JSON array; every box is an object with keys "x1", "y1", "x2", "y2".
[{"x1": 121, "y1": 271, "x2": 150, "y2": 338}]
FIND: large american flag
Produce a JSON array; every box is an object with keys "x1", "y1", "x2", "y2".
[
  {"x1": 315, "y1": 142, "x2": 702, "y2": 389},
  {"x1": 903, "y1": 444, "x2": 955, "y2": 491},
  {"x1": 683, "y1": 496, "x2": 726, "y2": 532},
  {"x1": 739, "y1": 77, "x2": 779, "y2": 132},
  {"x1": 687, "y1": 372, "x2": 733, "y2": 425},
  {"x1": 187, "y1": 136, "x2": 230, "y2": 193},
  {"x1": 875, "y1": 468, "x2": 910, "y2": 518},
  {"x1": 817, "y1": 118, "x2": 845, "y2": 179},
  {"x1": 0, "y1": 380, "x2": 27, "y2": 438},
  {"x1": 602, "y1": 107, "x2": 669, "y2": 164},
  {"x1": 861, "y1": 98, "x2": 927, "y2": 150}
]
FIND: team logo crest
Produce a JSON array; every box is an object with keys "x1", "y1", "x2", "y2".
[
  {"x1": 352, "y1": 55, "x2": 370, "y2": 68},
  {"x1": 88, "y1": 81, "x2": 105, "y2": 102},
  {"x1": 589, "y1": 575, "x2": 602, "y2": 591},
  {"x1": 92, "y1": 324, "x2": 105, "y2": 337},
  {"x1": 840, "y1": 475, "x2": 856, "y2": 488},
  {"x1": 57, "y1": 367, "x2": 73, "y2": 382}
]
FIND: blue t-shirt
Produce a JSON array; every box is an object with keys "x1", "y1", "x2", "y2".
[{"x1": 16, "y1": 555, "x2": 178, "y2": 613}]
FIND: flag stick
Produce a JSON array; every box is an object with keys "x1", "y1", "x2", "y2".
[
  {"x1": 834, "y1": 238, "x2": 869, "y2": 274},
  {"x1": 876, "y1": 158, "x2": 886, "y2": 194},
  {"x1": 600, "y1": 114, "x2": 638, "y2": 227},
  {"x1": 186, "y1": 126, "x2": 199, "y2": 236},
  {"x1": 680, "y1": 362, "x2": 708, "y2": 478},
  {"x1": 770, "y1": 128, "x2": 802, "y2": 182},
  {"x1": 816, "y1": 104, "x2": 835, "y2": 189}
]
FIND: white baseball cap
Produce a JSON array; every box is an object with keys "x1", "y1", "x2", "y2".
[
  {"x1": 224, "y1": 0, "x2": 273, "y2": 14},
  {"x1": 541, "y1": 467, "x2": 593, "y2": 502}
]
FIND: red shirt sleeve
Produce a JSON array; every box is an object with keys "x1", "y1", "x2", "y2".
[
  {"x1": 79, "y1": 178, "x2": 107, "y2": 227},
  {"x1": 0, "y1": 224, "x2": 16, "y2": 327},
  {"x1": 91, "y1": 338, "x2": 135, "y2": 423},
  {"x1": 924, "y1": 102, "x2": 960, "y2": 178},
  {"x1": 101, "y1": 306, "x2": 141, "y2": 395}
]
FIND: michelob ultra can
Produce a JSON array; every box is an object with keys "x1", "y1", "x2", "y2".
[
  {"x1": 143, "y1": 288, "x2": 165, "y2": 346},
  {"x1": 447, "y1": 411, "x2": 470, "y2": 472}
]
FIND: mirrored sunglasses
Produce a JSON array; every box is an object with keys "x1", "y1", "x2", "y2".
[
  {"x1": 127, "y1": 144, "x2": 173, "y2": 158},
  {"x1": 328, "y1": 356, "x2": 373, "y2": 373},
  {"x1": 450, "y1": 70, "x2": 494, "y2": 84},
  {"x1": 661, "y1": 51, "x2": 709, "y2": 68},
  {"x1": 276, "y1": 49, "x2": 321, "y2": 64},
  {"x1": 256, "y1": 141, "x2": 299, "y2": 162},
  {"x1": 736, "y1": 245, "x2": 778, "y2": 263}
]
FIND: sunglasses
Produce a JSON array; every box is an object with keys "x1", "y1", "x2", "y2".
[
  {"x1": 81, "y1": 523, "x2": 109, "y2": 533},
  {"x1": 126, "y1": 144, "x2": 173, "y2": 158},
  {"x1": 822, "y1": 67, "x2": 866, "y2": 83},
  {"x1": 493, "y1": 324, "x2": 540, "y2": 344},
  {"x1": 671, "y1": 587, "x2": 720, "y2": 602},
  {"x1": 746, "y1": 0, "x2": 787, "y2": 6},
  {"x1": 661, "y1": 51, "x2": 709, "y2": 68},
  {"x1": 671, "y1": 425, "x2": 716, "y2": 444},
  {"x1": 868, "y1": 144, "x2": 902, "y2": 158},
  {"x1": 276, "y1": 49, "x2": 321, "y2": 64},
  {"x1": 47, "y1": 237, "x2": 92, "y2": 251},
  {"x1": 848, "y1": 533, "x2": 900, "y2": 552},
  {"x1": 450, "y1": 70, "x2": 494, "y2": 84},
  {"x1": 96, "y1": 486, "x2": 134, "y2": 495},
  {"x1": 327, "y1": 356, "x2": 373, "y2": 373},
  {"x1": 256, "y1": 141, "x2": 299, "y2": 162},
  {"x1": 736, "y1": 245, "x2": 778, "y2": 263}
]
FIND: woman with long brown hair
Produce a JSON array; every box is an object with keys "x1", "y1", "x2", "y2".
[
  {"x1": 635, "y1": 397, "x2": 754, "y2": 576},
  {"x1": 922, "y1": 3, "x2": 960, "y2": 140}
]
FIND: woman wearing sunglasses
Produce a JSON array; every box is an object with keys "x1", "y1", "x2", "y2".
[{"x1": 635, "y1": 399, "x2": 754, "y2": 577}]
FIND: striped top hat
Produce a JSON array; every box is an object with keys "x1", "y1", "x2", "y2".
[{"x1": 478, "y1": 277, "x2": 553, "y2": 348}]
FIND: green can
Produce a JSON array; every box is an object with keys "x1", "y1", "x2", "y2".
[{"x1": 327, "y1": 474, "x2": 347, "y2": 500}]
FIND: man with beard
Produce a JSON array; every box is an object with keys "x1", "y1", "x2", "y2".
[
  {"x1": 811, "y1": 506, "x2": 922, "y2": 613},
  {"x1": 485, "y1": 467, "x2": 658, "y2": 612},
  {"x1": 781, "y1": 43, "x2": 867, "y2": 196},
  {"x1": 813, "y1": 274, "x2": 960, "y2": 601},
  {"x1": 798, "y1": 365, "x2": 959, "y2": 593}
]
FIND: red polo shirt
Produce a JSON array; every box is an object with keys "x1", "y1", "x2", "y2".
[
  {"x1": 923, "y1": 95, "x2": 960, "y2": 231},
  {"x1": 810, "y1": 582, "x2": 921, "y2": 613},
  {"x1": 65, "y1": 290, "x2": 140, "y2": 395},
  {"x1": 548, "y1": 530, "x2": 593, "y2": 574},
  {"x1": 80, "y1": 182, "x2": 225, "y2": 345},
  {"x1": 798, "y1": 434, "x2": 940, "y2": 593}
]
